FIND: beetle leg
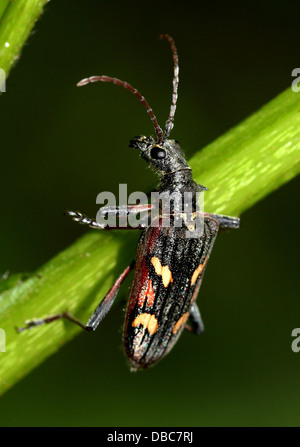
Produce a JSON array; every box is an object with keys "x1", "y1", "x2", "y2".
[
  {"x1": 86, "y1": 262, "x2": 135, "y2": 330},
  {"x1": 98, "y1": 204, "x2": 153, "y2": 216},
  {"x1": 204, "y1": 212, "x2": 240, "y2": 229},
  {"x1": 16, "y1": 312, "x2": 89, "y2": 333},
  {"x1": 65, "y1": 207, "x2": 153, "y2": 230},
  {"x1": 17, "y1": 263, "x2": 134, "y2": 333},
  {"x1": 184, "y1": 303, "x2": 204, "y2": 335},
  {"x1": 65, "y1": 210, "x2": 106, "y2": 229}
]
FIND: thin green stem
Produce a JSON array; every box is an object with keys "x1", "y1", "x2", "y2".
[
  {"x1": 0, "y1": 0, "x2": 49, "y2": 75},
  {"x1": 191, "y1": 88, "x2": 300, "y2": 216},
  {"x1": 0, "y1": 1, "x2": 10, "y2": 22}
]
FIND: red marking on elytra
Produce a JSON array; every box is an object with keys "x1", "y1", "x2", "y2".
[
  {"x1": 137, "y1": 278, "x2": 155, "y2": 308},
  {"x1": 146, "y1": 279, "x2": 155, "y2": 307},
  {"x1": 127, "y1": 225, "x2": 163, "y2": 313},
  {"x1": 138, "y1": 293, "x2": 146, "y2": 308}
]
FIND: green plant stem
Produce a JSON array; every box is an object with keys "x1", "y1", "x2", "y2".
[
  {"x1": 0, "y1": 87, "x2": 300, "y2": 395},
  {"x1": 192, "y1": 89, "x2": 300, "y2": 216},
  {"x1": 0, "y1": 0, "x2": 50, "y2": 75},
  {"x1": 0, "y1": 1, "x2": 10, "y2": 22}
]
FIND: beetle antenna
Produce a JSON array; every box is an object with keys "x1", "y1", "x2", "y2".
[
  {"x1": 159, "y1": 34, "x2": 179, "y2": 139},
  {"x1": 77, "y1": 75, "x2": 163, "y2": 143}
]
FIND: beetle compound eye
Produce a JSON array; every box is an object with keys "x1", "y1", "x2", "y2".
[{"x1": 150, "y1": 146, "x2": 166, "y2": 159}]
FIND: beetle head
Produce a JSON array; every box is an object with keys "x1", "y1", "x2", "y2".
[{"x1": 129, "y1": 136, "x2": 190, "y2": 175}]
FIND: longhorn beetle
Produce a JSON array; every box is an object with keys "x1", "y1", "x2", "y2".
[{"x1": 18, "y1": 35, "x2": 240, "y2": 369}]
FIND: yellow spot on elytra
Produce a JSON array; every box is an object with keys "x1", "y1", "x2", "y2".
[
  {"x1": 151, "y1": 256, "x2": 162, "y2": 274},
  {"x1": 151, "y1": 256, "x2": 173, "y2": 287},
  {"x1": 191, "y1": 258, "x2": 208, "y2": 286},
  {"x1": 172, "y1": 312, "x2": 190, "y2": 335},
  {"x1": 132, "y1": 313, "x2": 158, "y2": 335}
]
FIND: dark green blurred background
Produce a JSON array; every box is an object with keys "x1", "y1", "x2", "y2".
[{"x1": 0, "y1": 0, "x2": 299, "y2": 426}]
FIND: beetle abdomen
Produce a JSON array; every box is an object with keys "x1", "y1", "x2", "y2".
[{"x1": 123, "y1": 217, "x2": 218, "y2": 369}]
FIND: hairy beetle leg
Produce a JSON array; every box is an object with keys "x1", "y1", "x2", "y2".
[
  {"x1": 65, "y1": 206, "x2": 154, "y2": 230},
  {"x1": 184, "y1": 303, "x2": 204, "y2": 335},
  {"x1": 16, "y1": 312, "x2": 88, "y2": 333},
  {"x1": 17, "y1": 263, "x2": 134, "y2": 333},
  {"x1": 204, "y1": 212, "x2": 240, "y2": 229}
]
